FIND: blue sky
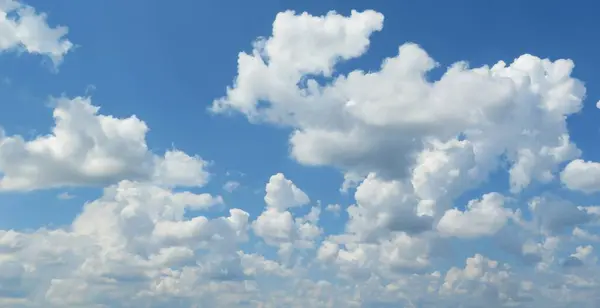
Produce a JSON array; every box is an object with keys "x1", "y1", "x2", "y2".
[{"x1": 1, "y1": 0, "x2": 600, "y2": 307}]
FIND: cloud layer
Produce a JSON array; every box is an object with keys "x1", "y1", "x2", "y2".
[{"x1": 1, "y1": 4, "x2": 600, "y2": 307}]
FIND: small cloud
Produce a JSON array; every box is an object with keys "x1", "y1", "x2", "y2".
[
  {"x1": 57, "y1": 192, "x2": 75, "y2": 200},
  {"x1": 596, "y1": 100, "x2": 600, "y2": 109},
  {"x1": 223, "y1": 181, "x2": 241, "y2": 193},
  {"x1": 326, "y1": 204, "x2": 342, "y2": 216}
]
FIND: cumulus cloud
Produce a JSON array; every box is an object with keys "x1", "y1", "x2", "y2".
[
  {"x1": 437, "y1": 193, "x2": 513, "y2": 238},
  {"x1": 253, "y1": 173, "x2": 321, "y2": 261},
  {"x1": 0, "y1": 181, "x2": 248, "y2": 306},
  {"x1": 0, "y1": 97, "x2": 211, "y2": 191},
  {"x1": 561, "y1": 159, "x2": 600, "y2": 193},
  {"x1": 0, "y1": 0, "x2": 73, "y2": 66},
  {"x1": 264, "y1": 173, "x2": 310, "y2": 211},
  {"x1": 213, "y1": 10, "x2": 583, "y2": 196},
  {"x1": 2, "y1": 6, "x2": 600, "y2": 308}
]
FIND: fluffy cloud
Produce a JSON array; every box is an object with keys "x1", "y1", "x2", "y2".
[
  {"x1": 0, "y1": 180, "x2": 250, "y2": 306},
  {"x1": 437, "y1": 193, "x2": 513, "y2": 238},
  {"x1": 0, "y1": 0, "x2": 72, "y2": 65},
  {"x1": 253, "y1": 173, "x2": 321, "y2": 260},
  {"x1": 560, "y1": 159, "x2": 600, "y2": 193},
  {"x1": 2, "y1": 5, "x2": 600, "y2": 308},
  {"x1": 0, "y1": 97, "x2": 210, "y2": 191},
  {"x1": 264, "y1": 173, "x2": 310, "y2": 210},
  {"x1": 213, "y1": 11, "x2": 583, "y2": 196}
]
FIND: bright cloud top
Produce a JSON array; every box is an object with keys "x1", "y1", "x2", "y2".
[{"x1": 1, "y1": 4, "x2": 600, "y2": 308}]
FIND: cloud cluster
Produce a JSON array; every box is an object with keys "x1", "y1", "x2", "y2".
[{"x1": 1, "y1": 4, "x2": 600, "y2": 307}]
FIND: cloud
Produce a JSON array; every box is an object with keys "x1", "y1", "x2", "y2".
[
  {"x1": 2, "y1": 6, "x2": 600, "y2": 308},
  {"x1": 437, "y1": 193, "x2": 513, "y2": 238},
  {"x1": 0, "y1": 97, "x2": 210, "y2": 191},
  {"x1": 0, "y1": 180, "x2": 245, "y2": 307},
  {"x1": 561, "y1": 159, "x2": 600, "y2": 193},
  {"x1": 264, "y1": 173, "x2": 310, "y2": 211},
  {"x1": 152, "y1": 150, "x2": 211, "y2": 188},
  {"x1": 0, "y1": 0, "x2": 73, "y2": 66},
  {"x1": 253, "y1": 174, "x2": 321, "y2": 260},
  {"x1": 213, "y1": 10, "x2": 582, "y2": 196}
]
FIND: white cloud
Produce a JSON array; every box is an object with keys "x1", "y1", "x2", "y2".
[
  {"x1": 437, "y1": 193, "x2": 512, "y2": 238},
  {"x1": 264, "y1": 173, "x2": 310, "y2": 211},
  {"x1": 0, "y1": 179, "x2": 249, "y2": 306},
  {"x1": 561, "y1": 159, "x2": 600, "y2": 193},
  {"x1": 152, "y1": 150, "x2": 211, "y2": 188},
  {"x1": 439, "y1": 254, "x2": 524, "y2": 306},
  {"x1": 253, "y1": 174, "x2": 321, "y2": 261},
  {"x1": 211, "y1": 10, "x2": 384, "y2": 115},
  {"x1": 214, "y1": 9, "x2": 583, "y2": 196},
  {"x1": 346, "y1": 173, "x2": 433, "y2": 240},
  {"x1": 0, "y1": 97, "x2": 211, "y2": 191},
  {"x1": 0, "y1": 0, "x2": 73, "y2": 66},
  {"x1": 253, "y1": 208, "x2": 295, "y2": 244}
]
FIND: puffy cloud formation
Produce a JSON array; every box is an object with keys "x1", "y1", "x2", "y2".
[
  {"x1": 0, "y1": 0, "x2": 72, "y2": 65},
  {"x1": 213, "y1": 10, "x2": 582, "y2": 196},
  {"x1": 264, "y1": 173, "x2": 310, "y2": 210},
  {"x1": 560, "y1": 159, "x2": 600, "y2": 193},
  {"x1": 0, "y1": 97, "x2": 210, "y2": 191},
  {"x1": 437, "y1": 193, "x2": 513, "y2": 238},
  {"x1": 0, "y1": 181, "x2": 246, "y2": 307},
  {"x1": 2, "y1": 5, "x2": 600, "y2": 308}
]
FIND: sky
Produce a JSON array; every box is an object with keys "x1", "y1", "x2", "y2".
[{"x1": 1, "y1": 0, "x2": 600, "y2": 307}]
